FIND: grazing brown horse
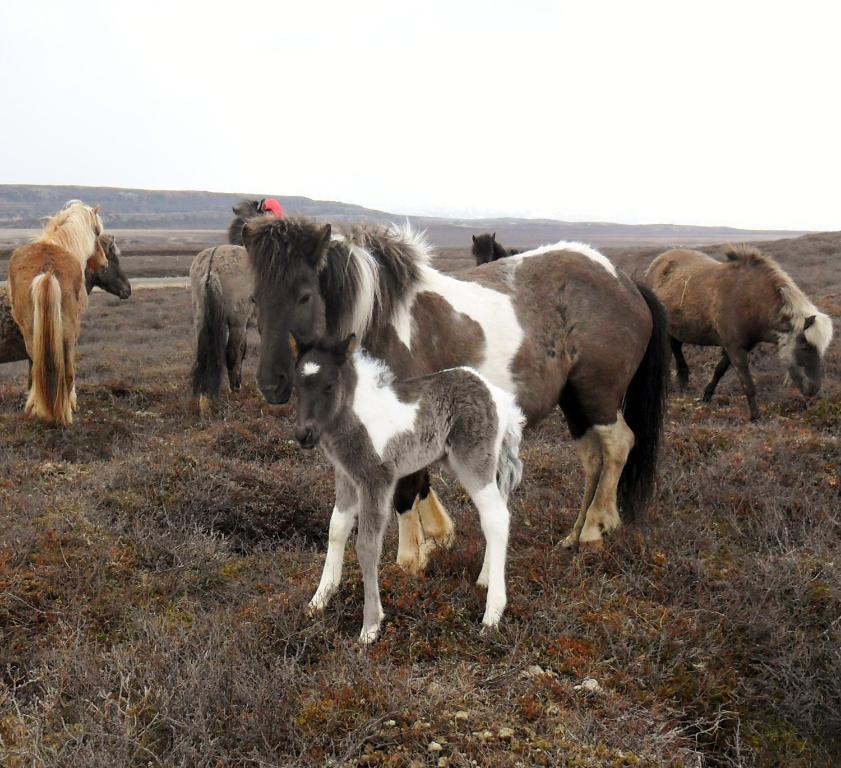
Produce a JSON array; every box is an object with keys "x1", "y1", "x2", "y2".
[
  {"x1": 2, "y1": 234, "x2": 131, "y2": 371},
  {"x1": 471, "y1": 233, "x2": 520, "y2": 265},
  {"x1": 243, "y1": 217, "x2": 669, "y2": 571},
  {"x1": 8, "y1": 202, "x2": 105, "y2": 426},
  {"x1": 645, "y1": 245, "x2": 833, "y2": 420}
]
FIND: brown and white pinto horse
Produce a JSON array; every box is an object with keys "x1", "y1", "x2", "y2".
[
  {"x1": 243, "y1": 218, "x2": 669, "y2": 569},
  {"x1": 8, "y1": 202, "x2": 105, "y2": 426}
]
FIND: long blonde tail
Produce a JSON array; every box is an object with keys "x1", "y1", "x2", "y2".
[{"x1": 27, "y1": 273, "x2": 71, "y2": 425}]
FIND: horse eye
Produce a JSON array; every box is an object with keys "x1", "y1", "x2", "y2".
[{"x1": 299, "y1": 293, "x2": 311, "y2": 305}]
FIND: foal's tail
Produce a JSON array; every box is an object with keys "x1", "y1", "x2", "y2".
[
  {"x1": 27, "y1": 273, "x2": 71, "y2": 426},
  {"x1": 191, "y1": 253, "x2": 227, "y2": 404},
  {"x1": 496, "y1": 397, "x2": 526, "y2": 501},
  {"x1": 618, "y1": 283, "x2": 670, "y2": 521}
]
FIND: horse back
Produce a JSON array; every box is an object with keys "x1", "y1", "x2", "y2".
[{"x1": 190, "y1": 245, "x2": 254, "y2": 326}]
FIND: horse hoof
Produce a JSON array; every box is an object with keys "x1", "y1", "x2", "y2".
[
  {"x1": 359, "y1": 625, "x2": 380, "y2": 645},
  {"x1": 561, "y1": 533, "x2": 578, "y2": 549},
  {"x1": 476, "y1": 572, "x2": 489, "y2": 589},
  {"x1": 578, "y1": 538, "x2": 604, "y2": 552},
  {"x1": 396, "y1": 541, "x2": 430, "y2": 574}
]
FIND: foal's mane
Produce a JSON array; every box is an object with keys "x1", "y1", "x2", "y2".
[
  {"x1": 246, "y1": 216, "x2": 432, "y2": 339},
  {"x1": 35, "y1": 203, "x2": 102, "y2": 265},
  {"x1": 722, "y1": 243, "x2": 833, "y2": 354}
]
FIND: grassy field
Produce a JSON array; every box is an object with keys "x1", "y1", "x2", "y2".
[{"x1": 1, "y1": 238, "x2": 839, "y2": 767}]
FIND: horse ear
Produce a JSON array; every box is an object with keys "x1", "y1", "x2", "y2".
[
  {"x1": 804, "y1": 315, "x2": 816, "y2": 330},
  {"x1": 308, "y1": 223, "x2": 331, "y2": 270},
  {"x1": 289, "y1": 333, "x2": 300, "y2": 360},
  {"x1": 335, "y1": 333, "x2": 357, "y2": 362},
  {"x1": 492, "y1": 232, "x2": 496, "y2": 241},
  {"x1": 472, "y1": 235, "x2": 477, "y2": 244}
]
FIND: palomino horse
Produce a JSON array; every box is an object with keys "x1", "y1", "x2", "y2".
[
  {"x1": 2, "y1": 234, "x2": 131, "y2": 371},
  {"x1": 243, "y1": 217, "x2": 669, "y2": 570},
  {"x1": 8, "y1": 202, "x2": 105, "y2": 426},
  {"x1": 190, "y1": 199, "x2": 285, "y2": 407},
  {"x1": 293, "y1": 335, "x2": 525, "y2": 642},
  {"x1": 472, "y1": 233, "x2": 520, "y2": 265},
  {"x1": 645, "y1": 245, "x2": 833, "y2": 421}
]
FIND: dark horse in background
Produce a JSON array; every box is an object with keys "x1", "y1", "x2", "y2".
[
  {"x1": 190, "y1": 198, "x2": 284, "y2": 408},
  {"x1": 472, "y1": 233, "x2": 520, "y2": 265},
  {"x1": 645, "y1": 244, "x2": 833, "y2": 421},
  {"x1": 243, "y1": 216, "x2": 670, "y2": 573}
]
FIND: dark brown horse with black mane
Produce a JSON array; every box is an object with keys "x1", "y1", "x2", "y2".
[
  {"x1": 243, "y1": 217, "x2": 669, "y2": 571},
  {"x1": 472, "y1": 233, "x2": 520, "y2": 265},
  {"x1": 645, "y1": 244, "x2": 833, "y2": 421}
]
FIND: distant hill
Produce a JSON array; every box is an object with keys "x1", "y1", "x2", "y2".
[{"x1": 0, "y1": 184, "x2": 806, "y2": 248}]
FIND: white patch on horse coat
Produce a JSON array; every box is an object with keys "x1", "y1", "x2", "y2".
[
  {"x1": 416, "y1": 268, "x2": 524, "y2": 393},
  {"x1": 390, "y1": 284, "x2": 417, "y2": 349},
  {"x1": 330, "y1": 233, "x2": 382, "y2": 338},
  {"x1": 301, "y1": 361, "x2": 321, "y2": 376},
  {"x1": 351, "y1": 351, "x2": 419, "y2": 459},
  {"x1": 513, "y1": 240, "x2": 618, "y2": 278}
]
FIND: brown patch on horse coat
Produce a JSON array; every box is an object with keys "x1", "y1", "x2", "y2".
[
  {"x1": 645, "y1": 248, "x2": 783, "y2": 350},
  {"x1": 369, "y1": 291, "x2": 485, "y2": 378},
  {"x1": 503, "y1": 251, "x2": 649, "y2": 427}
]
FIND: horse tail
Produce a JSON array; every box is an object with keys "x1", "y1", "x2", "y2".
[
  {"x1": 191, "y1": 249, "x2": 227, "y2": 404},
  {"x1": 496, "y1": 396, "x2": 526, "y2": 501},
  {"x1": 618, "y1": 283, "x2": 670, "y2": 521},
  {"x1": 28, "y1": 273, "x2": 70, "y2": 425}
]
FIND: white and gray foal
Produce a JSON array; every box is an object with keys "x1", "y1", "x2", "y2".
[{"x1": 293, "y1": 335, "x2": 525, "y2": 643}]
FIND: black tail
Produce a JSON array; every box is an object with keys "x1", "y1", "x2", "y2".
[
  {"x1": 618, "y1": 283, "x2": 670, "y2": 521},
  {"x1": 191, "y1": 264, "x2": 227, "y2": 400}
]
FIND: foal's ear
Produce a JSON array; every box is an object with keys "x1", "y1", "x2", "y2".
[
  {"x1": 472, "y1": 234, "x2": 477, "y2": 244},
  {"x1": 804, "y1": 315, "x2": 816, "y2": 330},
  {"x1": 289, "y1": 333, "x2": 300, "y2": 360},
  {"x1": 335, "y1": 333, "x2": 358, "y2": 362},
  {"x1": 492, "y1": 232, "x2": 496, "y2": 241}
]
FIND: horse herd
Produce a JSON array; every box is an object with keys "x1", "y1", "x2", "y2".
[{"x1": 0, "y1": 199, "x2": 833, "y2": 642}]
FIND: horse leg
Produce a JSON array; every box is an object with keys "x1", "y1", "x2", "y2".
[
  {"x1": 670, "y1": 337, "x2": 690, "y2": 389},
  {"x1": 356, "y1": 484, "x2": 393, "y2": 644},
  {"x1": 65, "y1": 339, "x2": 77, "y2": 422},
  {"x1": 225, "y1": 323, "x2": 247, "y2": 391},
  {"x1": 394, "y1": 470, "x2": 454, "y2": 574},
  {"x1": 561, "y1": 430, "x2": 602, "y2": 548},
  {"x1": 702, "y1": 350, "x2": 731, "y2": 403},
  {"x1": 578, "y1": 413, "x2": 635, "y2": 548},
  {"x1": 727, "y1": 347, "x2": 759, "y2": 421},
  {"x1": 463, "y1": 483, "x2": 509, "y2": 627},
  {"x1": 308, "y1": 470, "x2": 358, "y2": 614}
]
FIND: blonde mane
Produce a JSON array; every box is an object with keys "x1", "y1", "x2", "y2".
[
  {"x1": 723, "y1": 244, "x2": 833, "y2": 357},
  {"x1": 35, "y1": 202, "x2": 103, "y2": 271}
]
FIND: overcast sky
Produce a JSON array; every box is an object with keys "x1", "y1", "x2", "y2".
[{"x1": 1, "y1": 1, "x2": 839, "y2": 230}]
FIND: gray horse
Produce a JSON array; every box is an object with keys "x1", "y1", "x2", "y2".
[
  {"x1": 293, "y1": 334, "x2": 525, "y2": 643},
  {"x1": 190, "y1": 199, "x2": 283, "y2": 406},
  {"x1": 2, "y1": 233, "x2": 131, "y2": 369}
]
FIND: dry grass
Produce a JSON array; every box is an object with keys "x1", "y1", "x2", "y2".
[{"x1": 1, "y1": 237, "x2": 840, "y2": 767}]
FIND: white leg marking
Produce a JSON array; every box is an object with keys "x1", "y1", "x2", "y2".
[
  {"x1": 562, "y1": 430, "x2": 602, "y2": 548},
  {"x1": 579, "y1": 414, "x2": 634, "y2": 545},
  {"x1": 470, "y1": 483, "x2": 510, "y2": 628},
  {"x1": 308, "y1": 504, "x2": 357, "y2": 614}
]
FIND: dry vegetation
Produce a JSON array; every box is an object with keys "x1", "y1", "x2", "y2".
[{"x1": 1, "y1": 235, "x2": 840, "y2": 767}]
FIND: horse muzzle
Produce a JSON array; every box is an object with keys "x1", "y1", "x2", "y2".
[
  {"x1": 295, "y1": 425, "x2": 319, "y2": 450},
  {"x1": 258, "y1": 376, "x2": 291, "y2": 405}
]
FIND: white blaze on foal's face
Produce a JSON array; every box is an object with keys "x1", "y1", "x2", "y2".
[
  {"x1": 301, "y1": 361, "x2": 321, "y2": 377},
  {"x1": 350, "y1": 352, "x2": 419, "y2": 459}
]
